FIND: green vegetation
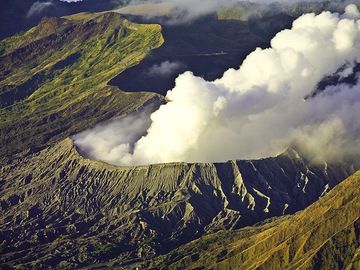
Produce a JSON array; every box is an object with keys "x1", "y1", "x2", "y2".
[
  {"x1": 0, "y1": 12, "x2": 164, "y2": 158},
  {"x1": 217, "y1": 6, "x2": 247, "y2": 21},
  {"x1": 92, "y1": 242, "x2": 120, "y2": 258}
]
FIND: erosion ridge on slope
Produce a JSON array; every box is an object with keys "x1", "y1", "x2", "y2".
[
  {"x1": 0, "y1": 11, "x2": 164, "y2": 160},
  {"x1": 1, "y1": 4, "x2": 360, "y2": 270},
  {"x1": 149, "y1": 169, "x2": 360, "y2": 270},
  {"x1": 0, "y1": 138, "x2": 358, "y2": 269}
]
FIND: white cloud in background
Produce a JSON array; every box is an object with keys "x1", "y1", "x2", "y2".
[
  {"x1": 74, "y1": 4, "x2": 360, "y2": 166},
  {"x1": 119, "y1": 0, "x2": 360, "y2": 24},
  {"x1": 117, "y1": 0, "x2": 239, "y2": 23},
  {"x1": 26, "y1": 1, "x2": 54, "y2": 18},
  {"x1": 147, "y1": 61, "x2": 185, "y2": 77}
]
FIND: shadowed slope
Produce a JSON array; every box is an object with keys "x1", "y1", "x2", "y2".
[
  {"x1": 149, "y1": 169, "x2": 360, "y2": 270},
  {"x1": 0, "y1": 138, "x2": 358, "y2": 269}
]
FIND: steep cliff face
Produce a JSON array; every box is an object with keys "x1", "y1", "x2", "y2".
[
  {"x1": 150, "y1": 170, "x2": 360, "y2": 270},
  {"x1": 0, "y1": 138, "x2": 357, "y2": 269}
]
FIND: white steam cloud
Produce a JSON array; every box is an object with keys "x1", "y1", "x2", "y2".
[
  {"x1": 147, "y1": 61, "x2": 185, "y2": 77},
  {"x1": 74, "y1": 105, "x2": 155, "y2": 165},
  {"x1": 74, "y1": 5, "x2": 360, "y2": 166},
  {"x1": 117, "y1": 0, "x2": 247, "y2": 23},
  {"x1": 27, "y1": 1, "x2": 54, "y2": 18},
  {"x1": 157, "y1": 0, "x2": 237, "y2": 21}
]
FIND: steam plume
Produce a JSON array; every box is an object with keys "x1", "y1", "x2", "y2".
[
  {"x1": 27, "y1": 1, "x2": 54, "y2": 18},
  {"x1": 74, "y1": 5, "x2": 360, "y2": 165},
  {"x1": 147, "y1": 61, "x2": 185, "y2": 77}
]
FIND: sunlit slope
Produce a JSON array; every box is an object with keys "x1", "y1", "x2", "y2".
[
  {"x1": 0, "y1": 12, "x2": 164, "y2": 158},
  {"x1": 151, "y1": 170, "x2": 360, "y2": 270}
]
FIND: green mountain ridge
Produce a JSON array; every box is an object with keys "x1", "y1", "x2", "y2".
[{"x1": 0, "y1": 11, "x2": 164, "y2": 160}]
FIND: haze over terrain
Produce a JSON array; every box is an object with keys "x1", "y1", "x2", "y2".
[
  {"x1": 74, "y1": 4, "x2": 360, "y2": 166},
  {"x1": 1, "y1": 1, "x2": 360, "y2": 269}
]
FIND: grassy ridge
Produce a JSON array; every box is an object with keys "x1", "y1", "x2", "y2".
[{"x1": 0, "y1": 12, "x2": 164, "y2": 158}]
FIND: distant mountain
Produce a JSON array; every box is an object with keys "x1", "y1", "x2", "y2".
[
  {"x1": 0, "y1": 0, "x2": 127, "y2": 40},
  {"x1": 150, "y1": 169, "x2": 360, "y2": 270},
  {"x1": 2, "y1": 0, "x2": 357, "y2": 41},
  {"x1": 0, "y1": 138, "x2": 358, "y2": 268},
  {"x1": 109, "y1": 13, "x2": 294, "y2": 95}
]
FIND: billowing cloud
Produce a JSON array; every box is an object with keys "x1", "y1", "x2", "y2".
[
  {"x1": 73, "y1": 104, "x2": 157, "y2": 165},
  {"x1": 74, "y1": 5, "x2": 360, "y2": 166},
  {"x1": 26, "y1": 1, "x2": 54, "y2": 18}
]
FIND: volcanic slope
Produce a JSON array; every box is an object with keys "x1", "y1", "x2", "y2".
[
  {"x1": 0, "y1": 138, "x2": 358, "y2": 269},
  {"x1": 1, "y1": 5, "x2": 360, "y2": 270},
  {"x1": 0, "y1": 11, "x2": 164, "y2": 159},
  {"x1": 149, "y1": 169, "x2": 360, "y2": 270}
]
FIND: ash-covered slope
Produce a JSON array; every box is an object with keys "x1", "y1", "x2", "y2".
[
  {"x1": 151, "y1": 169, "x2": 360, "y2": 270},
  {"x1": 0, "y1": 138, "x2": 357, "y2": 269}
]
